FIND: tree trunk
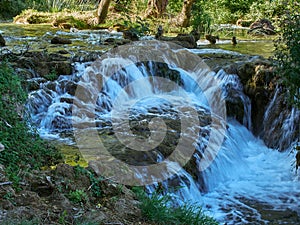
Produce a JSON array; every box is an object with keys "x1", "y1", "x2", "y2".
[
  {"x1": 97, "y1": 0, "x2": 112, "y2": 24},
  {"x1": 145, "y1": 0, "x2": 168, "y2": 18},
  {"x1": 173, "y1": 0, "x2": 195, "y2": 27}
]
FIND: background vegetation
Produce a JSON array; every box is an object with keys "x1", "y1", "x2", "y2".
[
  {"x1": 273, "y1": 1, "x2": 300, "y2": 108},
  {"x1": 0, "y1": 0, "x2": 294, "y2": 25}
]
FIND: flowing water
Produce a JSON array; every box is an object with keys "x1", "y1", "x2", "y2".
[{"x1": 12, "y1": 25, "x2": 298, "y2": 224}]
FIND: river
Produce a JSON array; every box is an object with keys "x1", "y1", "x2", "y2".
[{"x1": 1, "y1": 23, "x2": 299, "y2": 224}]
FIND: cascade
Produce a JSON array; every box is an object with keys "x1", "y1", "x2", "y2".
[{"x1": 27, "y1": 41, "x2": 300, "y2": 224}]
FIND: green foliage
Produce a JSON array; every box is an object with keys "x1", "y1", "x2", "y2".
[
  {"x1": 44, "y1": 71, "x2": 58, "y2": 81},
  {"x1": 199, "y1": 0, "x2": 287, "y2": 24},
  {"x1": 191, "y1": 1, "x2": 212, "y2": 33},
  {"x1": 122, "y1": 16, "x2": 150, "y2": 37},
  {"x1": 74, "y1": 165, "x2": 103, "y2": 197},
  {"x1": 133, "y1": 187, "x2": 218, "y2": 225},
  {"x1": 68, "y1": 189, "x2": 88, "y2": 203},
  {"x1": 0, "y1": 0, "x2": 26, "y2": 19},
  {"x1": 247, "y1": 0, "x2": 286, "y2": 21},
  {"x1": 273, "y1": 3, "x2": 300, "y2": 108},
  {"x1": 221, "y1": 0, "x2": 257, "y2": 14},
  {"x1": 0, "y1": 0, "x2": 98, "y2": 19},
  {"x1": 43, "y1": 0, "x2": 98, "y2": 13},
  {"x1": 167, "y1": 0, "x2": 183, "y2": 15},
  {"x1": 0, "y1": 61, "x2": 63, "y2": 188},
  {"x1": 113, "y1": 0, "x2": 133, "y2": 13},
  {"x1": 58, "y1": 210, "x2": 68, "y2": 225}
]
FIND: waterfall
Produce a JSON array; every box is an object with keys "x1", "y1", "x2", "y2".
[
  {"x1": 215, "y1": 69, "x2": 252, "y2": 130},
  {"x1": 261, "y1": 85, "x2": 300, "y2": 150},
  {"x1": 27, "y1": 41, "x2": 300, "y2": 224}
]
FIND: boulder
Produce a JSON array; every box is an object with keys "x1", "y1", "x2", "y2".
[
  {"x1": 158, "y1": 31, "x2": 199, "y2": 48},
  {"x1": 248, "y1": 19, "x2": 276, "y2": 36}
]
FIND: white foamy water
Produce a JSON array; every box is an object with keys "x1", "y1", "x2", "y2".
[
  {"x1": 26, "y1": 41, "x2": 300, "y2": 223},
  {"x1": 178, "y1": 120, "x2": 300, "y2": 223}
]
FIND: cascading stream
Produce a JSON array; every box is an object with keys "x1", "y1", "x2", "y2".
[{"x1": 26, "y1": 42, "x2": 300, "y2": 224}]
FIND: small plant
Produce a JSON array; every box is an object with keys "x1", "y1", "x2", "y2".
[
  {"x1": 122, "y1": 16, "x2": 150, "y2": 37},
  {"x1": 68, "y1": 189, "x2": 88, "y2": 203},
  {"x1": 44, "y1": 71, "x2": 58, "y2": 81},
  {"x1": 74, "y1": 165, "x2": 103, "y2": 197},
  {"x1": 58, "y1": 210, "x2": 68, "y2": 225},
  {"x1": 133, "y1": 187, "x2": 218, "y2": 225}
]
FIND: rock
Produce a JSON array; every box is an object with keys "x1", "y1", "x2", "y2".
[
  {"x1": 248, "y1": 19, "x2": 276, "y2": 36},
  {"x1": 123, "y1": 30, "x2": 139, "y2": 41},
  {"x1": 14, "y1": 191, "x2": 41, "y2": 207},
  {"x1": 58, "y1": 50, "x2": 69, "y2": 54},
  {"x1": 26, "y1": 77, "x2": 47, "y2": 91},
  {"x1": 102, "y1": 38, "x2": 130, "y2": 46},
  {"x1": 0, "y1": 34, "x2": 5, "y2": 47},
  {"x1": 51, "y1": 37, "x2": 72, "y2": 44},
  {"x1": 205, "y1": 34, "x2": 219, "y2": 44},
  {"x1": 158, "y1": 31, "x2": 198, "y2": 48},
  {"x1": 237, "y1": 62, "x2": 256, "y2": 84},
  {"x1": 231, "y1": 36, "x2": 237, "y2": 45},
  {"x1": 155, "y1": 25, "x2": 163, "y2": 39}
]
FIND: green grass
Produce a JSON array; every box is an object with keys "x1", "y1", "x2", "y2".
[{"x1": 133, "y1": 187, "x2": 219, "y2": 225}]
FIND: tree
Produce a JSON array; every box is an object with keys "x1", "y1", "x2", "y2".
[
  {"x1": 97, "y1": 0, "x2": 112, "y2": 24},
  {"x1": 273, "y1": 1, "x2": 300, "y2": 108},
  {"x1": 145, "y1": 0, "x2": 169, "y2": 18},
  {"x1": 173, "y1": 0, "x2": 195, "y2": 27}
]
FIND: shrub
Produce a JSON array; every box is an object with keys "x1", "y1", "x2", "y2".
[
  {"x1": 273, "y1": 2, "x2": 300, "y2": 108},
  {"x1": 191, "y1": 1, "x2": 212, "y2": 33}
]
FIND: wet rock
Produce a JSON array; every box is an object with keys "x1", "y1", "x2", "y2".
[
  {"x1": 26, "y1": 77, "x2": 47, "y2": 91},
  {"x1": 58, "y1": 49, "x2": 69, "y2": 54},
  {"x1": 51, "y1": 36, "x2": 72, "y2": 44},
  {"x1": 236, "y1": 62, "x2": 256, "y2": 84},
  {"x1": 123, "y1": 30, "x2": 139, "y2": 41},
  {"x1": 158, "y1": 32, "x2": 198, "y2": 48},
  {"x1": 103, "y1": 38, "x2": 131, "y2": 46},
  {"x1": 0, "y1": 34, "x2": 5, "y2": 46},
  {"x1": 12, "y1": 51, "x2": 72, "y2": 78},
  {"x1": 47, "y1": 61, "x2": 72, "y2": 75},
  {"x1": 248, "y1": 19, "x2": 276, "y2": 36},
  {"x1": 205, "y1": 34, "x2": 219, "y2": 44}
]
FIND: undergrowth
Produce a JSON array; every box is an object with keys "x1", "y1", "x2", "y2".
[
  {"x1": 0, "y1": 61, "x2": 63, "y2": 189},
  {"x1": 133, "y1": 187, "x2": 219, "y2": 225}
]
